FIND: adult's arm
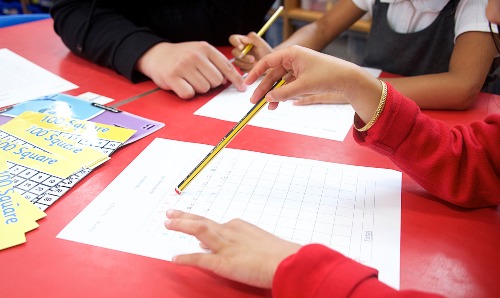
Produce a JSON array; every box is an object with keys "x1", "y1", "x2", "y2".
[
  {"x1": 51, "y1": 0, "x2": 166, "y2": 81},
  {"x1": 354, "y1": 84, "x2": 500, "y2": 207}
]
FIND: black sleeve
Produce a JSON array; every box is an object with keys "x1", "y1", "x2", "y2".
[
  {"x1": 50, "y1": 0, "x2": 275, "y2": 83},
  {"x1": 50, "y1": 0, "x2": 166, "y2": 82}
]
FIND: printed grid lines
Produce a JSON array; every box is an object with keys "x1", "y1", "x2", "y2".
[{"x1": 135, "y1": 152, "x2": 376, "y2": 264}]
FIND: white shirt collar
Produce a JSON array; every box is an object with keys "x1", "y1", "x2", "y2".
[{"x1": 380, "y1": 0, "x2": 449, "y2": 12}]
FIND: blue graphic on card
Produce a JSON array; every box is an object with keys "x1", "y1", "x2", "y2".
[{"x1": 1, "y1": 94, "x2": 104, "y2": 120}]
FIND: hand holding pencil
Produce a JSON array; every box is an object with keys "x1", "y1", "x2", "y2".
[
  {"x1": 229, "y1": 6, "x2": 283, "y2": 72},
  {"x1": 175, "y1": 77, "x2": 287, "y2": 194}
]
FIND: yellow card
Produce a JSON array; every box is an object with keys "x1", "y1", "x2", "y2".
[
  {"x1": 0, "y1": 221, "x2": 26, "y2": 250},
  {"x1": 0, "y1": 158, "x2": 47, "y2": 249},
  {"x1": 1, "y1": 112, "x2": 110, "y2": 169},
  {"x1": 0, "y1": 136, "x2": 85, "y2": 179},
  {"x1": 0, "y1": 165, "x2": 26, "y2": 249},
  {"x1": 14, "y1": 192, "x2": 46, "y2": 232},
  {"x1": 22, "y1": 111, "x2": 136, "y2": 143}
]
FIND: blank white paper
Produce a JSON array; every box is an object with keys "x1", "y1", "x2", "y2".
[
  {"x1": 0, "y1": 48, "x2": 78, "y2": 108},
  {"x1": 194, "y1": 79, "x2": 355, "y2": 142}
]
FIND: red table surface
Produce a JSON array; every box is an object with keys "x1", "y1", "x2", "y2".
[
  {"x1": 0, "y1": 19, "x2": 157, "y2": 104},
  {"x1": 1, "y1": 20, "x2": 500, "y2": 298}
]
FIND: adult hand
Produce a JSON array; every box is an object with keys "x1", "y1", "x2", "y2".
[
  {"x1": 229, "y1": 32, "x2": 273, "y2": 73},
  {"x1": 136, "y1": 41, "x2": 245, "y2": 99},
  {"x1": 165, "y1": 210, "x2": 301, "y2": 288}
]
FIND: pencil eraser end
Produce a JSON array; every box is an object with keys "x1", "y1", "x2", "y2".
[{"x1": 174, "y1": 187, "x2": 181, "y2": 195}]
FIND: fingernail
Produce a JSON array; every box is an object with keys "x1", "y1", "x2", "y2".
[
  {"x1": 164, "y1": 219, "x2": 172, "y2": 228},
  {"x1": 166, "y1": 209, "x2": 174, "y2": 217}
]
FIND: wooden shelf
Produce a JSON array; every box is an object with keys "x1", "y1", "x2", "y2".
[
  {"x1": 282, "y1": 1, "x2": 371, "y2": 38},
  {"x1": 287, "y1": 8, "x2": 324, "y2": 22}
]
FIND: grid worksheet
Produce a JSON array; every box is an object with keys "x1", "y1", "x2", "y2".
[
  {"x1": 144, "y1": 152, "x2": 376, "y2": 263},
  {"x1": 58, "y1": 138, "x2": 402, "y2": 288}
]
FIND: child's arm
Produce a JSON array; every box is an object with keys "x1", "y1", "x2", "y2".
[
  {"x1": 384, "y1": 31, "x2": 498, "y2": 110},
  {"x1": 293, "y1": 31, "x2": 497, "y2": 109},
  {"x1": 276, "y1": 0, "x2": 367, "y2": 52}
]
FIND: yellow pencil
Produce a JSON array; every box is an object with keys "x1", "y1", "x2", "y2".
[
  {"x1": 175, "y1": 78, "x2": 287, "y2": 194},
  {"x1": 238, "y1": 6, "x2": 284, "y2": 59}
]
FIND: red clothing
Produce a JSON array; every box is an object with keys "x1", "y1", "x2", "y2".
[
  {"x1": 273, "y1": 244, "x2": 441, "y2": 298},
  {"x1": 273, "y1": 84, "x2": 500, "y2": 297},
  {"x1": 353, "y1": 83, "x2": 500, "y2": 208}
]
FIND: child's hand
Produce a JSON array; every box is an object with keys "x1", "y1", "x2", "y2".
[
  {"x1": 165, "y1": 209, "x2": 301, "y2": 288},
  {"x1": 243, "y1": 45, "x2": 350, "y2": 110},
  {"x1": 244, "y1": 45, "x2": 382, "y2": 122},
  {"x1": 229, "y1": 32, "x2": 273, "y2": 72},
  {"x1": 293, "y1": 93, "x2": 349, "y2": 105}
]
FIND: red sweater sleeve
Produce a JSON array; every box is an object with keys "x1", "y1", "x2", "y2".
[
  {"x1": 353, "y1": 84, "x2": 500, "y2": 208},
  {"x1": 273, "y1": 244, "x2": 442, "y2": 298}
]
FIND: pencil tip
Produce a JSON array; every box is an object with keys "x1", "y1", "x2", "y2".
[{"x1": 175, "y1": 188, "x2": 181, "y2": 195}]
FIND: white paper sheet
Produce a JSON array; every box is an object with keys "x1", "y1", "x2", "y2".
[
  {"x1": 58, "y1": 138, "x2": 401, "y2": 289},
  {"x1": 0, "y1": 49, "x2": 78, "y2": 108},
  {"x1": 194, "y1": 79, "x2": 356, "y2": 141}
]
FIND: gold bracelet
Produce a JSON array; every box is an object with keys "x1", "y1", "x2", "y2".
[{"x1": 354, "y1": 80, "x2": 387, "y2": 132}]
